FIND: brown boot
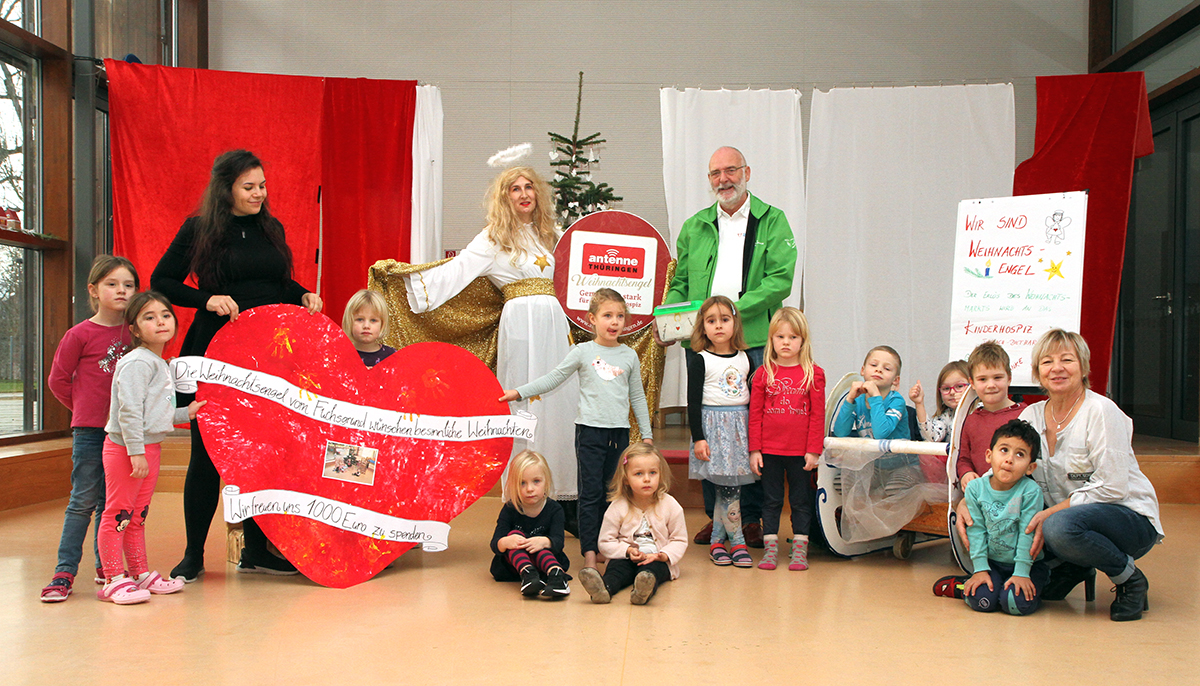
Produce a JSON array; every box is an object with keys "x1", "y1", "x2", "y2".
[
  {"x1": 742, "y1": 522, "x2": 764, "y2": 548},
  {"x1": 693, "y1": 520, "x2": 714, "y2": 545}
]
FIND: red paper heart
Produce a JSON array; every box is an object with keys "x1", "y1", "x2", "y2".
[{"x1": 196, "y1": 304, "x2": 511, "y2": 588}]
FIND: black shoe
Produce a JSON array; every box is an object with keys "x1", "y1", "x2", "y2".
[
  {"x1": 519, "y1": 566, "x2": 545, "y2": 597},
  {"x1": 238, "y1": 550, "x2": 299, "y2": 576},
  {"x1": 170, "y1": 555, "x2": 206, "y2": 583},
  {"x1": 1111, "y1": 569, "x2": 1149, "y2": 621},
  {"x1": 542, "y1": 568, "x2": 571, "y2": 598},
  {"x1": 1042, "y1": 562, "x2": 1096, "y2": 601}
]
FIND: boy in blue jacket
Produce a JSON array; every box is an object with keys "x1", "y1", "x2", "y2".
[{"x1": 833, "y1": 345, "x2": 916, "y2": 496}]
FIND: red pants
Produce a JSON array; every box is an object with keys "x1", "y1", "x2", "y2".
[{"x1": 98, "y1": 438, "x2": 160, "y2": 579}]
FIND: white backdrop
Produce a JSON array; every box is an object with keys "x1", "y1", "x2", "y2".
[
  {"x1": 659, "y1": 88, "x2": 806, "y2": 408},
  {"x1": 410, "y1": 85, "x2": 444, "y2": 264},
  {"x1": 804, "y1": 84, "x2": 1015, "y2": 400}
]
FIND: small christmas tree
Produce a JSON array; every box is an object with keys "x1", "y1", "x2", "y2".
[{"x1": 548, "y1": 71, "x2": 622, "y2": 227}]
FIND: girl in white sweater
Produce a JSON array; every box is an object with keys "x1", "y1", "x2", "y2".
[{"x1": 97, "y1": 292, "x2": 205, "y2": 605}]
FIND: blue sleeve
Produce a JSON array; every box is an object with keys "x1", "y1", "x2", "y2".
[
  {"x1": 832, "y1": 397, "x2": 857, "y2": 437},
  {"x1": 867, "y1": 392, "x2": 906, "y2": 439},
  {"x1": 965, "y1": 481, "x2": 991, "y2": 572},
  {"x1": 1012, "y1": 479, "x2": 1043, "y2": 577}
]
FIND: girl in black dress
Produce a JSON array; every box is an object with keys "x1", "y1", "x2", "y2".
[{"x1": 152, "y1": 149, "x2": 322, "y2": 581}]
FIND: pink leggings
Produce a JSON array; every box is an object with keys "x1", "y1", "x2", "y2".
[{"x1": 98, "y1": 438, "x2": 161, "y2": 579}]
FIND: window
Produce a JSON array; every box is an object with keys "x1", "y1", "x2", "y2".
[
  {"x1": 2, "y1": 0, "x2": 39, "y2": 37},
  {"x1": 0, "y1": 47, "x2": 40, "y2": 437},
  {"x1": 0, "y1": 244, "x2": 39, "y2": 434}
]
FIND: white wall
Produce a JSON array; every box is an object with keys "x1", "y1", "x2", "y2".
[{"x1": 209, "y1": 1, "x2": 1087, "y2": 252}]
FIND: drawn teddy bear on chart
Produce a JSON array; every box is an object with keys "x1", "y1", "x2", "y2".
[{"x1": 1045, "y1": 210, "x2": 1071, "y2": 245}]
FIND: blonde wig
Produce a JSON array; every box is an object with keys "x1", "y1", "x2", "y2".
[{"x1": 484, "y1": 166, "x2": 557, "y2": 264}]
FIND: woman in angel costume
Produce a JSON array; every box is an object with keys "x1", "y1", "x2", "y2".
[{"x1": 371, "y1": 148, "x2": 581, "y2": 515}]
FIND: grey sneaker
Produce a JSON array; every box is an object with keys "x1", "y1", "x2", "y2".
[
  {"x1": 630, "y1": 570, "x2": 657, "y2": 605},
  {"x1": 578, "y1": 567, "x2": 610, "y2": 604}
]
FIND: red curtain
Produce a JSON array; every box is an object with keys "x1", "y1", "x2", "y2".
[
  {"x1": 321, "y1": 77, "x2": 416, "y2": 319},
  {"x1": 1012, "y1": 73, "x2": 1154, "y2": 394},
  {"x1": 108, "y1": 61, "x2": 416, "y2": 355}
]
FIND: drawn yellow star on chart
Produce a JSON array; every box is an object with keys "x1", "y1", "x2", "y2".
[
  {"x1": 527, "y1": 395, "x2": 541, "y2": 403},
  {"x1": 534, "y1": 254, "x2": 550, "y2": 271},
  {"x1": 1044, "y1": 260, "x2": 1065, "y2": 280}
]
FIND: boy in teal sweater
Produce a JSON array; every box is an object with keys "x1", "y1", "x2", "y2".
[{"x1": 962, "y1": 419, "x2": 1049, "y2": 616}]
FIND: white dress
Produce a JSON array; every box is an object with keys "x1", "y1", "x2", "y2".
[{"x1": 404, "y1": 228, "x2": 580, "y2": 500}]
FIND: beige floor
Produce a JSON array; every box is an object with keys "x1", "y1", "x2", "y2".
[{"x1": 2, "y1": 494, "x2": 1197, "y2": 685}]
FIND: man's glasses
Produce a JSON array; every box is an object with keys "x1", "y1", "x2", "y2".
[{"x1": 707, "y1": 165, "x2": 745, "y2": 179}]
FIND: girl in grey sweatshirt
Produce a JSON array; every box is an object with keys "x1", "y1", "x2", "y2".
[{"x1": 97, "y1": 292, "x2": 204, "y2": 605}]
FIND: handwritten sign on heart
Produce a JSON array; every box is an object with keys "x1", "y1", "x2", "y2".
[{"x1": 186, "y1": 305, "x2": 524, "y2": 588}]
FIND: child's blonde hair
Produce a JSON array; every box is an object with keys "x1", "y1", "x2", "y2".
[
  {"x1": 763, "y1": 306, "x2": 815, "y2": 390},
  {"x1": 503, "y1": 450, "x2": 554, "y2": 515},
  {"x1": 607, "y1": 442, "x2": 672, "y2": 505},
  {"x1": 934, "y1": 360, "x2": 971, "y2": 415},
  {"x1": 690, "y1": 295, "x2": 747, "y2": 353},
  {"x1": 588, "y1": 287, "x2": 627, "y2": 317},
  {"x1": 341, "y1": 289, "x2": 390, "y2": 341},
  {"x1": 87, "y1": 255, "x2": 139, "y2": 313}
]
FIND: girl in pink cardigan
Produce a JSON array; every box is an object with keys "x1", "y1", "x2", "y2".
[{"x1": 578, "y1": 444, "x2": 688, "y2": 605}]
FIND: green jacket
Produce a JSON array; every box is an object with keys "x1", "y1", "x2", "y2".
[{"x1": 664, "y1": 193, "x2": 797, "y2": 347}]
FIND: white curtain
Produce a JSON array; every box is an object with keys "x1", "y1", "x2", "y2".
[
  {"x1": 410, "y1": 85, "x2": 444, "y2": 264},
  {"x1": 659, "y1": 88, "x2": 806, "y2": 408},
  {"x1": 804, "y1": 85, "x2": 1015, "y2": 399}
]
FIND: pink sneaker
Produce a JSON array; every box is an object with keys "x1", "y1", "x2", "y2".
[
  {"x1": 136, "y1": 571, "x2": 184, "y2": 595},
  {"x1": 97, "y1": 576, "x2": 151, "y2": 605}
]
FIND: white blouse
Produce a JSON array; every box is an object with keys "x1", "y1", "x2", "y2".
[{"x1": 1021, "y1": 391, "x2": 1163, "y2": 538}]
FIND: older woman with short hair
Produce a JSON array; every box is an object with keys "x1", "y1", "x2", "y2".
[
  {"x1": 957, "y1": 328, "x2": 1163, "y2": 621},
  {"x1": 1019, "y1": 329, "x2": 1163, "y2": 621}
]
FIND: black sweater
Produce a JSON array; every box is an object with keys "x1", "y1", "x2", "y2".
[
  {"x1": 489, "y1": 500, "x2": 566, "y2": 555},
  {"x1": 151, "y1": 214, "x2": 310, "y2": 356}
]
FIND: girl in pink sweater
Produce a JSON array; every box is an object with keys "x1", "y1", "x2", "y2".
[
  {"x1": 578, "y1": 444, "x2": 688, "y2": 605},
  {"x1": 41, "y1": 256, "x2": 138, "y2": 602},
  {"x1": 749, "y1": 307, "x2": 826, "y2": 571}
]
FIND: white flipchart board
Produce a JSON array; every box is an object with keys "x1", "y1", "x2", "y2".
[{"x1": 948, "y1": 191, "x2": 1088, "y2": 385}]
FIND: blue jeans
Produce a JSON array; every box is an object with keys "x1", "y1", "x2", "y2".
[
  {"x1": 964, "y1": 559, "x2": 1050, "y2": 616},
  {"x1": 54, "y1": 427, "x2": 106, "y2": 575},
  {"x1": 1042, "y1": 503, "x2": 1159, "y2": 583}
]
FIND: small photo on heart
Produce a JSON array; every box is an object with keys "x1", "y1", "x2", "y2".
[{"x1": 321, "y1": 440, "x2": 379, "y2": 486}]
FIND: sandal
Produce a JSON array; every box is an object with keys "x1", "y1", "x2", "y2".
[
  {"x1": 97, "y1": 577, "x2": 151, "y2": 605},
  {"x1": 730, "y1": 544, "x2": 753, "y2": 568},
  {"x1": 136, "y1": 571, "x2": 184, "y2": 595},
  {"x1": 94, "y1": 567, "x2": 105, "y2": 585},
  {"x1": 933, "y1": 575, "x2": 968, "y2": 599},
  {"x1": 709, "y1": 543, "x2": 732, "y2": 566},
  {"x1": 40, "y1": 572, "x2": 74, "y2": 603}
]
